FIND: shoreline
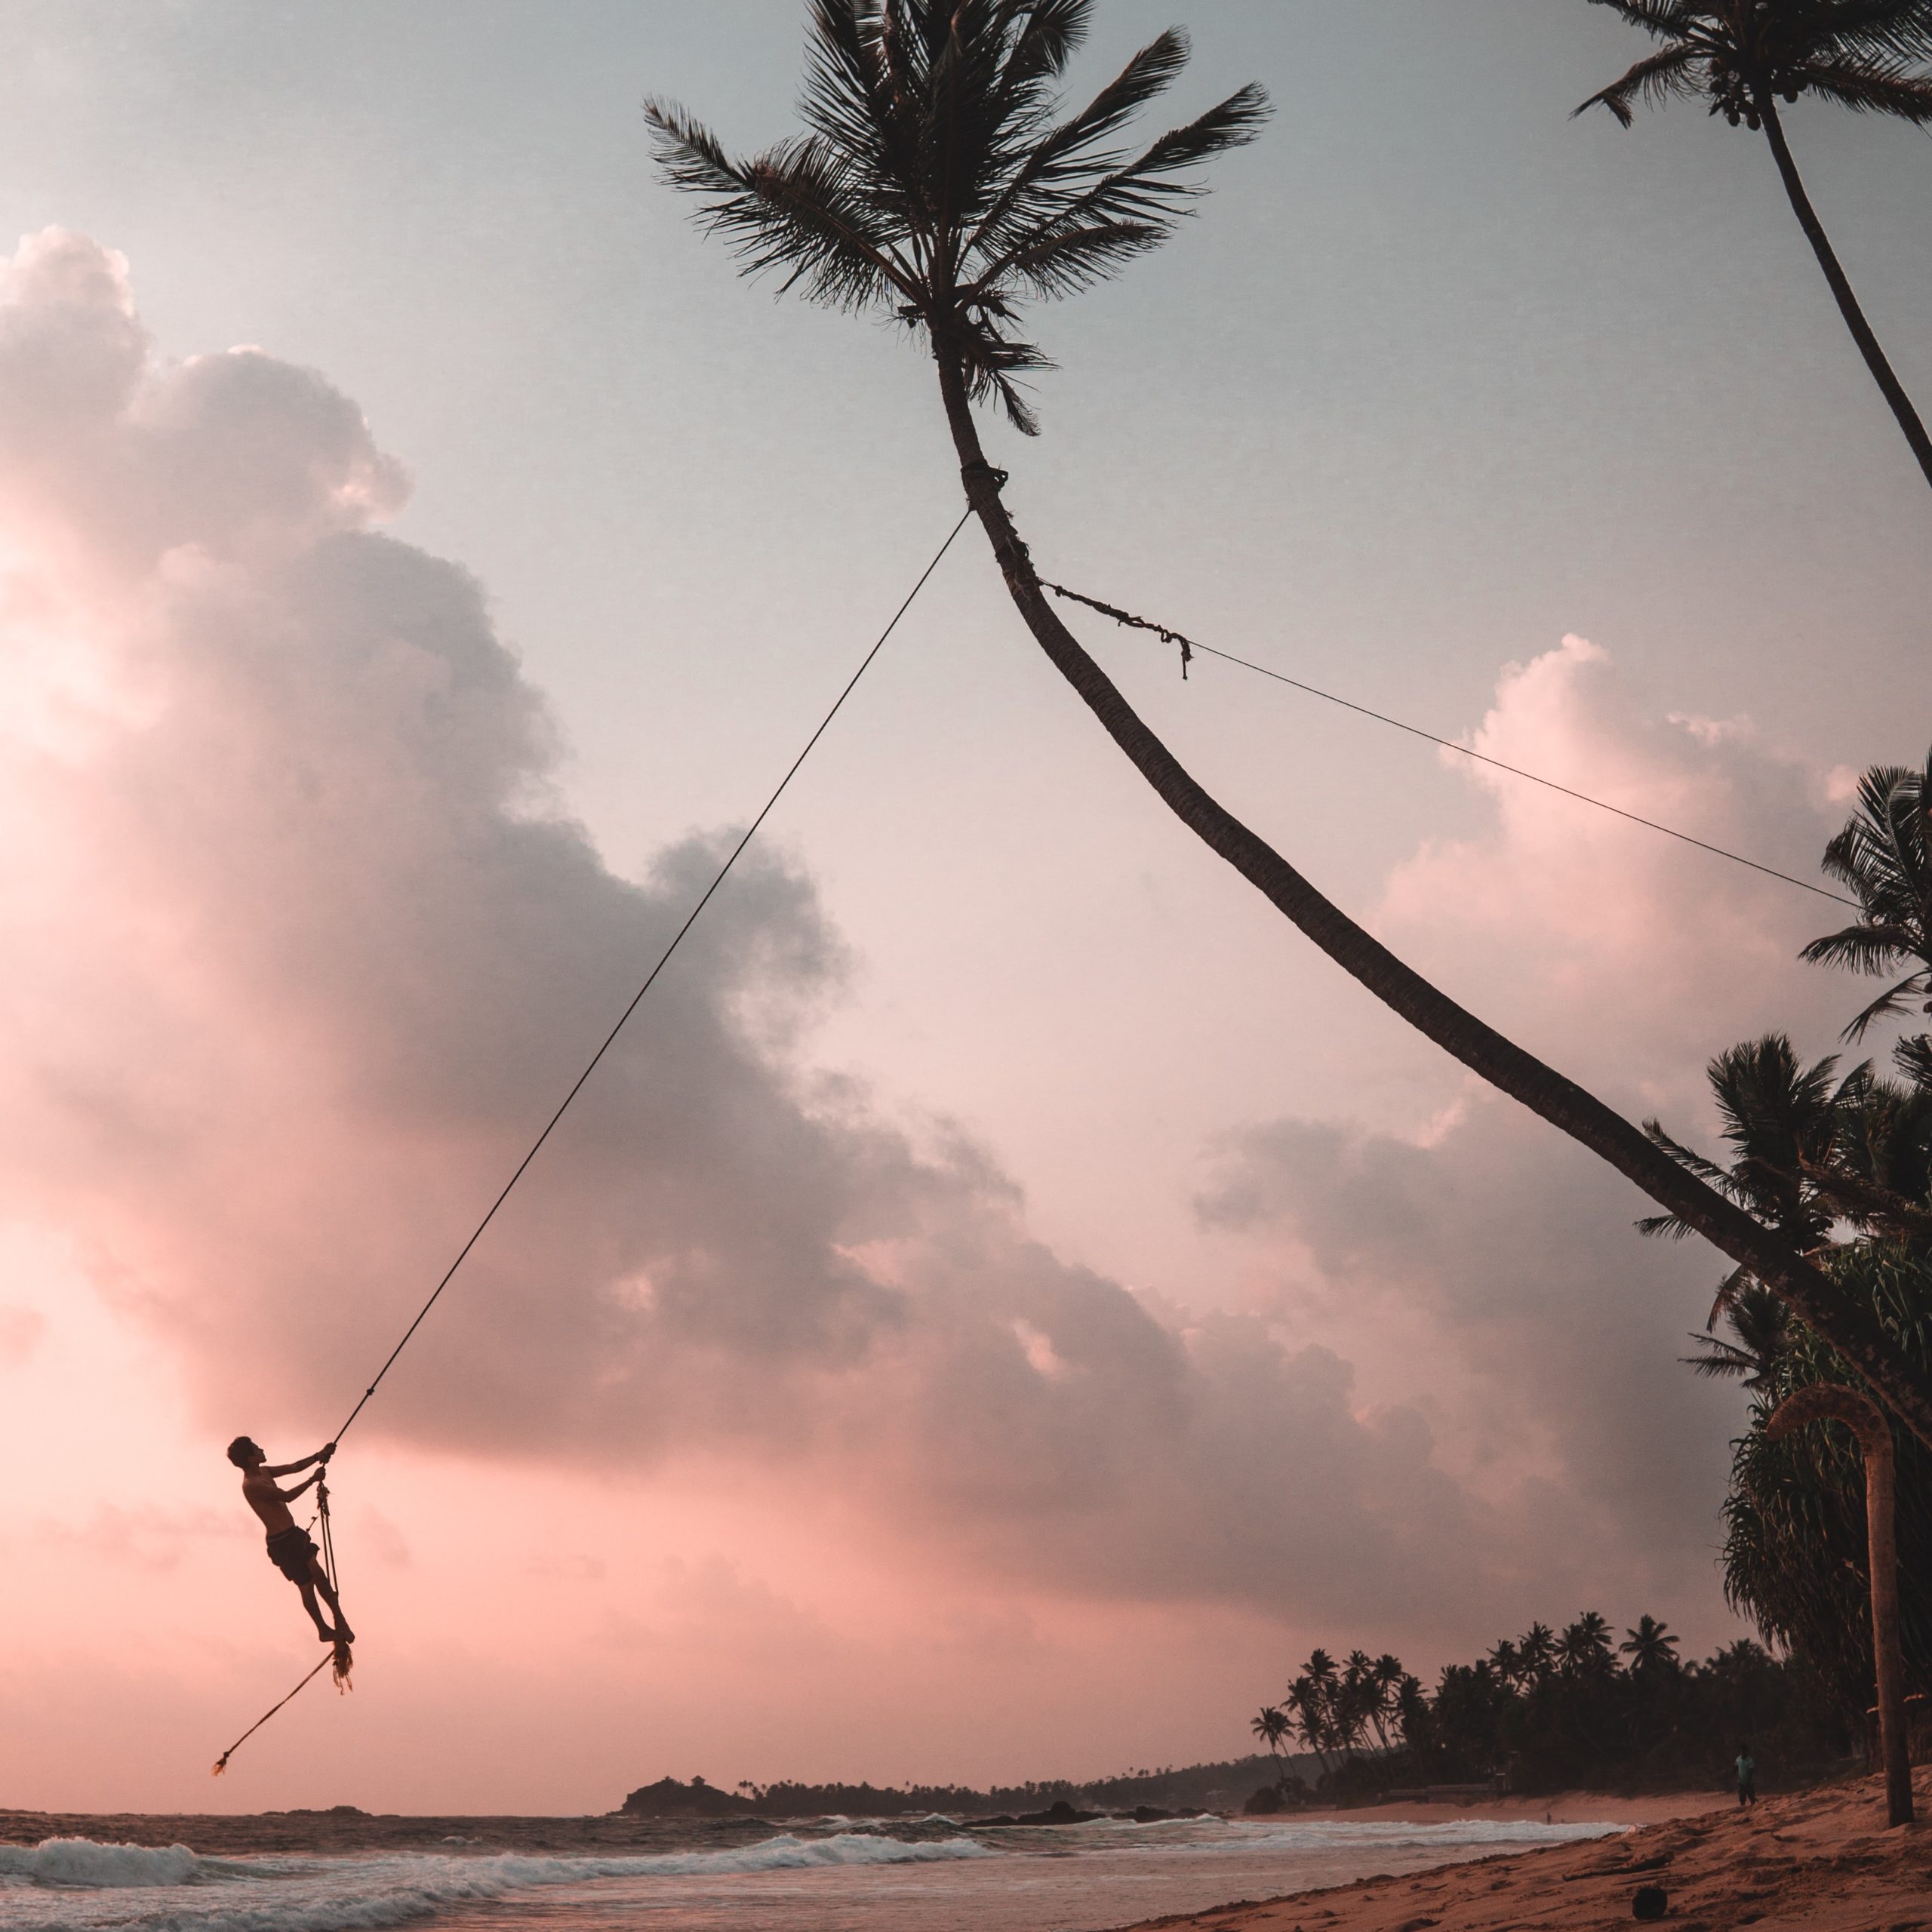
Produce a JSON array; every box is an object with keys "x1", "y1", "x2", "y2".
[
  {"x1": 1118, "y1": 1767, "x2": 1932, "y2": 1932},
  {"x1": 1278, "y1": 1788, "x2": 1726, "y2": 1829}
]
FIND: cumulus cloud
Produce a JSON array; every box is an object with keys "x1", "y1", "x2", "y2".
[
  {"x1": 1379, "y1": 633, "x2": 1846, "y2": 1103},
  {"x1": 1199, "y1": 1094, "x2": 1743, "y2": 1599},
  {"x1": 1197, "y1": 635, "x2": 1872, "y2": 1611},
  {"x1": 0, "y1": 229, "x2": 1535, "y2": 1627}
]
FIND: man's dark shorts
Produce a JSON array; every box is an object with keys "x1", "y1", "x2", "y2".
[{"x1": 266, "y1": 1526, "x2": 319, "y2": 1585}]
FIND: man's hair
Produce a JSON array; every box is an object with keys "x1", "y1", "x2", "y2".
[{"x1": 226, "y1": 1436, "x2": 260, "y2": 1467}]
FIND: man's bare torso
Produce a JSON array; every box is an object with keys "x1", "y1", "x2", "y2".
[{"x1": 242, "y1": 1469, "x2": 297, "y2": 1537}]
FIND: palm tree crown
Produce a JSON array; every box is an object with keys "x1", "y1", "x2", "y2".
[
  {"x1": 647, "y1": 0, "x2": 1268, "y2": 432},
  {"x1": 1641, "y1": 1034, "x2": 1855, "y2": 1252},
  {"x1": 1801, "y1": 749, "x2": 1932, "y2": 1049},
  {"x1": 1641, "y1": 1033, "x2": 1864, "y2": 1381},
  {"x1": 1560, "y1": 1611, "x2": 1617, "y2": 1675},
  {"x1": 1576, "y1": 0, "x2": 1932, "y2": 131},
  {"x1": 1620, "y1": 1612, "x2": 1683, "y2": 1675}
]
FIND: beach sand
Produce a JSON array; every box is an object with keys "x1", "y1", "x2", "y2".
[{"x1": 1121, "y1": 1770, "x2": 1932, "y2": 1932}]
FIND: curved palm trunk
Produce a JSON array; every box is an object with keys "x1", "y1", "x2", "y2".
[
  {"x1": 1758, "y1": 97, "x2": 1932, "y2": 494},
  {"x1": 1768, "y1": 1385, "x2": 1912, "y2": 1828},
  {"x1": 930, "y1": 347, "x2": 1932, "y2": 1451}
]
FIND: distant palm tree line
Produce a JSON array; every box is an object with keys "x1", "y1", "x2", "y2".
[
  {"x1": 1252, "y1": 1621, "x2": 1847, "y2": 1798},
  {"x1": 648, "y1": 2, "x2": 1932, "y2": 1451}
]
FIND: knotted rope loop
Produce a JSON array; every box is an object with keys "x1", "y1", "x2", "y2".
[{"x1": 1041, "y1": 580, "x2": 1193, "y2": 679}]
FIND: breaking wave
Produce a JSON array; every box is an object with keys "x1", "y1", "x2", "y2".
[
  {"x1": 0, "y1": 1831, "x2": 995, "y2": 1930},
  {"x1": 0, "y1": 1839, "x2": 211, "y2": 1887}
]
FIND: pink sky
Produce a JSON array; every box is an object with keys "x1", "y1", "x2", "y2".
[{"x1": 0, "y1": 217, "x2": 1895, "y2": 1815}]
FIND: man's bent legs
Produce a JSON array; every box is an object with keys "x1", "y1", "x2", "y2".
[
  {"x1": 294, "y1": 1574, "x2": 334, "y2": 1641},
  {"x1": 307, "y1": 1558, "x2": 355, "y2": 1644}
]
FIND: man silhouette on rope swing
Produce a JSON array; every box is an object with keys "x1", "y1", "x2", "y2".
[{"x1": 227, "y1": 1437, "x2": 355, "y2": 1648}]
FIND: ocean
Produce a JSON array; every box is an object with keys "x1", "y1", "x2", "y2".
[{"x1": 0, "y1": 1811, "x2": 1624, "y2": 1931}]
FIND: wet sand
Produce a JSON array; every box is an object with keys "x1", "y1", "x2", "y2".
[{"x1": 1121, "y1": 1768, "x2": 1932, "y2": 1932}]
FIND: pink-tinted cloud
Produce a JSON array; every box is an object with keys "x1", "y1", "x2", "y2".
[
  {"x1": 1198, "y1": 630, "x2": 1868, "y2": 1628},
  {"x1": 1378, "y1": 632, "x2": 1844, "y2": 1098},
  {"x1": 0, "y1": 229, "x2": 1524, "y2": 1633}
]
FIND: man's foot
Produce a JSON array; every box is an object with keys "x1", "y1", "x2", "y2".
[
  {"x1": 315, "y1": 1626, "x2": 337, "y2": 1643},
  {"x1": 334, "y1": 1623, "x2": 355, "y2": 1644}
]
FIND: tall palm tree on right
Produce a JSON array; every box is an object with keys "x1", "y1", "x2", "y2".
[{"x1": 1576, "y1": 1, "x2": 1932, "y2": 492}]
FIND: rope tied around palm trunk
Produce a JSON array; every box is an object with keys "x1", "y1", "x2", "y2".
[{"x1": 1041, "y1": 580, "x2": 1192, "y2": 678}]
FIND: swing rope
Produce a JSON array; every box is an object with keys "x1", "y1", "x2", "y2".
[
  {"x1": 209, "y1": 509, "x2": 969, "y2": 1774},
  {"x1": 327, "y1": 506, "x2": 972, "y2": 1453}
]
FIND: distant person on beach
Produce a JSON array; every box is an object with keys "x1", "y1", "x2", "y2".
[
  {"x1": 1736, "y1": 1746, "x2": 1756, "y2": 1806},
  {"x1": 228, "y1": 1437, "x2": 355, "y2": 1646}
]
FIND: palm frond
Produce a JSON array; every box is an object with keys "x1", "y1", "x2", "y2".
[
  {"x1": 1706, "y1": 1263, "x2": 1753, "y2": 1330},
  {"x1": 1800, "y1": 921, "x2": 1924, "y2": 973},
  {"x1": 1842, "y1": 969, "x2": 1932, "y2": 1042},
  {"x1": 963, "y1": 29, "x2": 1196, "y2": 269},
  {"x1": 1583, "y1": 0, "x2": 1704, "y2": 37},
  {"x1": 1681, "y1": 1334, "x2": 1769, "y2": 1380},
  {"x1": 1001, "y1": 217, "x2": 1170, "y2": 297},
  {"x1": 1795, "y1": 54, "x2": 1932, "y2": 119},
  {"x1": 1574, "y1": 44, "x2": 1706, "y2": 123},
  {"x1": 1897, "y1": 1034, "x2": 1932, "y2": 1091},
  {"x1": 1001, "y1": 0, "x2": 1089, "y2": 89},
  {"x1": 645, "y1": 104, "x2": 916, "y2": 311},
  {"x1": 1642, "y1": 1118, "x2": 1742, "y2": 1197},
  {"x1": 1636, "y1": 1209, "x2": 1697, "y2": 1238},
  {"x1": 1807, "y1": 0, "x2": 1932, "y2": 65}
]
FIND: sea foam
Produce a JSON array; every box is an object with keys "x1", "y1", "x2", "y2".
[
  {"x1": 0, "y1": 1838, "x2": 209, "y2": 1887},
  {"x1": 0, "y1": 1831, "x2": 996, "y2": 1932}
]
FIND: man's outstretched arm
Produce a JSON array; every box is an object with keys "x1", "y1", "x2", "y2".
[{"x1": 261, "y1": 1443, "x2": 335, "y2": 1478}]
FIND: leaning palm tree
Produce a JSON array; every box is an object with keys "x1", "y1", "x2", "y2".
[
  {"x1": 1283, "y1": 1671, "x2": 1334, "y2": 1777},
  {"x1": 1249, "y1": 1703, "x2": 1291, "y2": 1778},
  {"x1": 646, "y1": 0, "x2": 1932, "y2": 1444},
  {"x1": 1575, "y1": 2, "x2": 1932, "y2": 491}
]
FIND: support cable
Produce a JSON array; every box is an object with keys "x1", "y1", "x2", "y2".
[{"x1": 1041, "y1": 580, "x2": 1855, "y2": 910}]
